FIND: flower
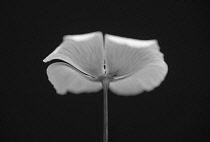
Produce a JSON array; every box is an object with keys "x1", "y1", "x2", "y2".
[{"x1": 43, "y1": 32, "x2": 168, "y2": 95}]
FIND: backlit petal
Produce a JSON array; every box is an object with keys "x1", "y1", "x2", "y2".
[{"x1": 46, "y1": 63, "x2": 102, "y2": 94}]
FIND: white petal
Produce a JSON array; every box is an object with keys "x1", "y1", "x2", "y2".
[
  {"x1": 109, "y1": 62, "x2": 168, "y2": 95},
  {"x1": 105, "y1": 36, "x2": 168, "y2": 95},
  {"x1": 106, "y1": 34, "x2": 157, "y2": 48},
  {"x1": 105, "y1": 38, "x2": 163, "y2": 77},
  {"x1": 46, "y1": 63, "x2": 102, "y2": 95},
  {"x1": 43, "y1": 32, "x2": 104, "y2": 77},
  {"x1": 64, "y1": 32, "x2": 100, "y2": 41}
]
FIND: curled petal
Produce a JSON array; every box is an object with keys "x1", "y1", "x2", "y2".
[
  {"x1": 105, "y1": 39, "x2": 163, "y2": 77},
  {"x1": 47, "y1": 63, "x2": 102, "y2": 94},
  {"x1": 44, "y1": 32, "x2": 104, "y2": 77},
  {"x1": 109, "y1": 61, "x2": 168, "y2": 95},
  {"x1": 105, "y1": 37, "x2": 168, "y2": 95}
]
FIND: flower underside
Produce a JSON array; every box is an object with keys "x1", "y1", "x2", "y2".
[{"x1": 43, "y1": 32, "x2": 168, "y2": 95}]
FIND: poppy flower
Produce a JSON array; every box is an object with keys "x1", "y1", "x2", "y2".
[
  {"x1": 43, "y1": 32, "x2": 168, "y2": 95},
  {"x1": 43, "y1": 32, "x2": 168, "y2": 142}
]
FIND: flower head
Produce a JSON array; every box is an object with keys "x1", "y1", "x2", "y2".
[{"x1": 43, "y1": 32, "x2": 168, "y2": 95}]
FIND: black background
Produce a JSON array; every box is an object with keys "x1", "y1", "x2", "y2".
[{"x1": 1, "y1": 0, "x2": 209, "y2": 142}]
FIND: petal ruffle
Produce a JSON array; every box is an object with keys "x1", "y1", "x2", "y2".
[
  {"x1": 105, "y1": 39, "x2": 164, "y2": 77},
  {"x1": 105, "y1": 38, "x2": 168, "y2": 95},
  {"x1": 109, "y1": 61, "x2": 168, "y2": 95},
  {"x1": 44, "y1": 32, "x2": 104, "y2": 77},
  {"x1": 46, "y1": 63, "x2": 102, "y2": 94}
]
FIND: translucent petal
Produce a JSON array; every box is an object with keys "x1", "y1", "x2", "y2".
[
  {"x1": 105, "y1": 37, "x2": 168, "y2": 95},
  {"x1": 109, "y1": 61, "x2": 168, "y2": 95},
  {"x1": 105, "y1": 38, "x2": 162, "y2": 77},
  {"x1": 106, "y1": 34, "x2": 157, "y2": 48},
  {"x1": 44, "y1": 32, "x2": 104, "y2": 77},
  {"x1": 46, "y1": 63, "x2": 102, "y2": 94}
]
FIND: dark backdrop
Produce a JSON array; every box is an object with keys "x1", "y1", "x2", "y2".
[{"x1": 1, "y1": 0, "x2": 209, "y2": 142}]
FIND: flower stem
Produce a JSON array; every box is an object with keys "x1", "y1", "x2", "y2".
[{"x1": 102, "y1": 79, "x2": 110, "y2": 142}]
